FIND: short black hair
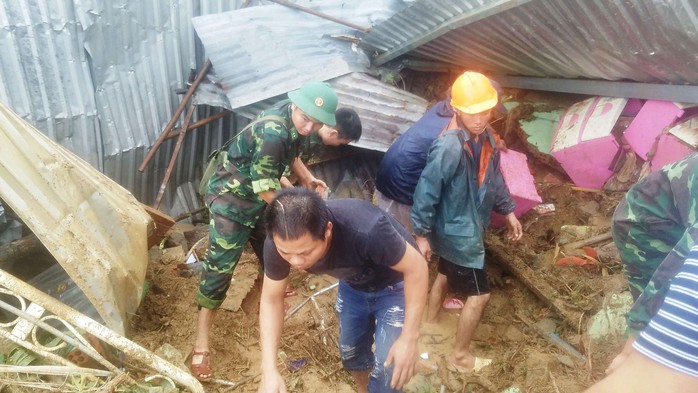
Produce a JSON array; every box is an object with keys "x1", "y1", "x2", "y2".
[
  {"x1": 265, "y1": 188, "x2": 330, "y2": 241},
  {"x1": 334, "y1": 108, "x2": 362, "y2": 142}
]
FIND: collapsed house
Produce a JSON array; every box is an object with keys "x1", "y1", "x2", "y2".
[{"x1": 0, "y1": 0, "x2": 697, "y2": 391}]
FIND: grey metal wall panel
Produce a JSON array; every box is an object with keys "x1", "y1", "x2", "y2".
[
  {"x1": 191, "y1": 0, "x2": 408, "y2": 109},
  {"x1": 85, "y1": 1, "x2": 200, "y2": 203},
  {"x1": 0, "y1": 0, "x2": 100, "y2": 168},
  {"x1": 0, "y1": 0, "x2": 249, "y2": 208},
  {"x1": 328, "y1": 73, "x2": 428, "y2": 151},
  {"x1": 363, "y1": 0, "x2": 698, "y2": 86}
]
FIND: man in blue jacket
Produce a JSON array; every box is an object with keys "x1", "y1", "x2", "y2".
[
  {"x1": 375, "y1": 81, "x2": 506, "y2": 232},
  {"x1": 374, "y1": 100, "x2": 454, "y2": 231},
  {"x1": 411, "y1": 71, "x2": 522, "y2": 372}
]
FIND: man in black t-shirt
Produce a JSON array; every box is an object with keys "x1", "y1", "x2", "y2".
[{"x1": 258, "y1": 188, "x2": 428, "y2": 393}]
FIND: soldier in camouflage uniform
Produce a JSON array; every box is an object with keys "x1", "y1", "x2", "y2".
[
  {"x1": 190, "y1": 82, "x2": 343, "y2": 381},
  {"x1": 280, "y1": 107, "x2": 362, "y2": 189},
  {"x1": 606, "y1": 152, "x2": 698, "y2": 373}
]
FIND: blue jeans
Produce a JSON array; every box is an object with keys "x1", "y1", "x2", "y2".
[{"x1": 336, "y1": 280, "x2": 405, "y2": 393}]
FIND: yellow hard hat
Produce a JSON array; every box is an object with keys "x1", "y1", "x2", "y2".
[{"x1": 450, "y1": 72, "x2": 498, "y2": 114}]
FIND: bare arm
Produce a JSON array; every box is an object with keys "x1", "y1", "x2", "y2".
[
  {"x1": 585, "y1": 347, "x2": 698, "y2": 393},
  {"x1": 280, "y1": 177, "x2": 294, "y2": 189},
  {"x1": 384, "y1": 242, "x2": 429, "y2": 389},
  {"x1": 605, "y1": 336, "x2": 636, "y2": 374},
  {"x1": 258, "y1": 275, "x2": 289, "y2": 393},
  {"x1": 259, "y1": 190, "x2": 276, "y2": 205}
]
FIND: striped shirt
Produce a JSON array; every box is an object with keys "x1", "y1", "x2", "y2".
[{"x1": 634, "y1": 245, "x2": 698, "y2": 377}]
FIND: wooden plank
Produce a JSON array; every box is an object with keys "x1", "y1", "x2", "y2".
[
  {"x1": 140, "y1": 204, "x2": 175, "y2": 249},
  {"x1": 485, "y1": 233, "x2": 584, "y2": 328}
]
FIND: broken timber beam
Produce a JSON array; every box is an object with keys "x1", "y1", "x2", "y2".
[
  {"x1": 163, "y1": 110, "x2": 230, "y2": 141},
  {"x1": 485, "y1": 233, "x2": 584, "y2": 328},
  {"x1": 152, "y1": 101, "x2": 196, "y2": 209},
  {"x1": 0, "y1": 235, "x2": 44, "y2": 269},
  {"x1": 562, "y1": 232, "x2": 613, "y2": 253},
  {"x1": 138, "y1": 59, "x2": 211, "y2": 173}
]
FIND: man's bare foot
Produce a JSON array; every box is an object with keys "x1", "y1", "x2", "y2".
[{"x1": 449, "y1": 355, "x2": 492, "y2": 372}]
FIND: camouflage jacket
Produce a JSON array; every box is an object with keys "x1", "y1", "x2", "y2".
[
  {"x1": 298, "y1": 132, "x2": 324, "y2": 163},
  {"x1": 206, "y1": 102, "x2": 299, "y2": 226},
  {"x1": 613, "y1": 152, "x2": 698, "y2": 333}
]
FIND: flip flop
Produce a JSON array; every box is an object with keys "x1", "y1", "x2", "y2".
[
  {"x1": 187, "y1": 350, "x2": 212, "y2": 381},
  {"x1": 442, "y1": 297, "x2": 464, "y2": 311},
  {"x1": 447, "y1": 357, "x2": 493, "y2": 373}
]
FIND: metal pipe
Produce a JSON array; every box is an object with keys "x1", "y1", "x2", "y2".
[
  {"x1": 267, "y1": 0, "x2": 371, "y2": 33},
  {"x1": 0, "y1": 296, "x2": 119, "y2": 373},
  {"x1": 0, "y1": 365, "x2": 113, "y2": 377},
  {"x1": 0, "y1": 269, "x2": 205, "y2": 393},
  {"x1": 0, "y1": 319, "x2": 76, "y2": 368},
  {"x1": 138, "y1": 59, "x2": 211, "y2": 172},
  {"x1": 285, "y1": 282, "x2": 339, "y2": 320},
  {"x1": 494, "y1": 74, "x2": 698, "y2": 104}
]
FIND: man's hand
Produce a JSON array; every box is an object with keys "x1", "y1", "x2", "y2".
[
  {"x1": 259, "y1": 276, "x2": 290, "y2": 393},
  {"x1": 496, "y1": 138, "x2": 507, "y2": 151},
  {"x1": 384, "y1": 334, "x2": 419, "y2": 389},
  {"x1": 258, "y1": 369, "x2": 287, "y2": 393},
  {"x1": 305, "y1": 177, "x2": 329, "y2": 198},
  {"x1": 504, "y1": 213, "x2": 522, "y2": 241},
  {"x1": 415, "y1": 236, "x2": 432, "y2": 261},
  {"x1": 606, "y1": 336, "x2": 636, "y2": 375},
  {"x1": 486, "y1": 263, "x2": 507, "y2": 288}
]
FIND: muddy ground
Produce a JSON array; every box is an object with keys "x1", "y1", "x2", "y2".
[
  {"x1": 129, "y1": 86, "x2": 632, "y2": 392},
  {"x1": 133, "y1": 178, "x2": 626, "y2": 393}
]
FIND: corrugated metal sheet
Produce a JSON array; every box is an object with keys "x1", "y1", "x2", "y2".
[
  {"x1": 191, "y1": 0, "x2": 408, "y2": 109},
  {"x1": 309, "y1": 150, "x2": 383, "y2": 202},
  {"x1": 0, "y1": 0, "x2": 254, "y2": 209},
  {"x1": 329, "y1": 73, "x2": 428, "y2": 151},
  {"x1": 362, "y1": 0, "x2": 698, "y2": 87},
  {"x1": 0, "y1": 101, "x2": 151, "y2": 335},
  {"x1": 0, "y1": 0, "x2": 100, "y2": 167},
  {"x1": 221, "y1": 72, "x2": 428, "y2": 151},
  {"x1": 8, "y1": 0, "x2": 696, "y2": 217},
  {"x1": 86, "y1": 1, "x2": 217, "y2": 205}
]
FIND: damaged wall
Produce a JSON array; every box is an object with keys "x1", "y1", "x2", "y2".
[{"x1": 0, "y1": 0, "x2": 257, "y2": 207}]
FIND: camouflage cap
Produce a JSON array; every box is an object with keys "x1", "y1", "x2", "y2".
[{"x1": 288, "y1": 81, "x2": 338, "y2": 126}]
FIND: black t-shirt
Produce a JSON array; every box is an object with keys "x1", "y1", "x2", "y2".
[{"x1": 264, "y1": 199, "x2": 417, "y2": 292}]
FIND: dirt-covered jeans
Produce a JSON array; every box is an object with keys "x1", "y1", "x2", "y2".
[{"x1": 336, "y1": 280, "x2": 405, "y2": 393}]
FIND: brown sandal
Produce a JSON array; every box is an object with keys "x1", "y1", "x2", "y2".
[{"x1": 187, "y1": 350, "x2": 212, "y2": 381}]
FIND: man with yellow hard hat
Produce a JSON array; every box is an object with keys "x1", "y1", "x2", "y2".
[{"x1": 411, "y1": 71, "x2": 523, "y2": 372}]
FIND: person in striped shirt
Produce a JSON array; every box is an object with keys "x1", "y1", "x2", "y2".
[{"x1": 585, "y1": 244, "x2": 698, "y2": 392}]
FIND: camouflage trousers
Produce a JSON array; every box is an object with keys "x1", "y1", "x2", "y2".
[
  {"x1": 197, "y1": 196, "x2": 266, "y2": 309},
  {"x1": 612, "y1": 198, "x2": 688, "y2": 333}
]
